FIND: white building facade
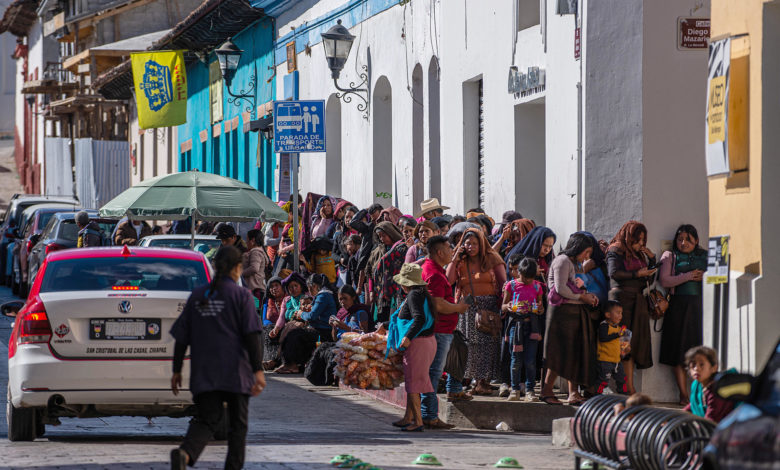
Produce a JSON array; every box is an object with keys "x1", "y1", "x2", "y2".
[{"x1": 276, "y1": 0, "x2": 712, "y2": 402}]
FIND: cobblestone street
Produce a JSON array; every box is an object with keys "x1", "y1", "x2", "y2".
[{"x1": 1, "y1": 286, "x2": 573, "y2": 470}]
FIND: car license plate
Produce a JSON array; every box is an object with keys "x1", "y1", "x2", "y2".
[{"x1": 89, "y1": 318, "x2": 162, "y2": 340}]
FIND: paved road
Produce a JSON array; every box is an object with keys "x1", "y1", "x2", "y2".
[{"x1": 0, "y1": 286, "x2": 573, "y2": 469}]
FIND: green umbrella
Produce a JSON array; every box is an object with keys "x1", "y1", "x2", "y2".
[{"x1": 99, "y1": 171, "x2": 287, "y2": 223}]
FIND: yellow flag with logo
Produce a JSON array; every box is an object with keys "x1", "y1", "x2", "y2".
[{"x1": 131, "y1": 50, "x2": 187, "y2": 129}]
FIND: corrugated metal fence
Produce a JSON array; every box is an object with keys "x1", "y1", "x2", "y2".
[{"x1": 75, "y1": 139, "x2": 130, "y2": 209}]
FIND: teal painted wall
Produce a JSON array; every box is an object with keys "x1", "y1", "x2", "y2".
[{"x1": 178, "y1": 16, "x2": 276, "y2": 196}]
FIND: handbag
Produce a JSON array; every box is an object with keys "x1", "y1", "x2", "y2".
[
  {"x1": 641, "y1": 254, "x2": 669, "y2": 330},
  {"x1": 464, "y1": 262, "x2": 502, "y2": 337},
  {"x1": 386, "y1": 298, "x2": 434, "y2": 356}
]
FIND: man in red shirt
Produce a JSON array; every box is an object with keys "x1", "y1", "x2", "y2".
[{"x1": 420, "y1": 235, "x2": 470, "y2": 429}]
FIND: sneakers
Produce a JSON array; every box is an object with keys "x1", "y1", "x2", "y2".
[
  {"x1": 446, "y1": 391, "x2": 474, "y2": 402},
  {"x1": 498, "y1": 384, "x2": 511, "y2": 397},
  {"x1": 170, "y1": 449, "x2": 187, "y2": 470},
  {"x1": 507, "y1": 390, "x2": 524, "y2": 401},
  {"x1": 525, "y1": 390, "x2": 538, "y2": 402}
]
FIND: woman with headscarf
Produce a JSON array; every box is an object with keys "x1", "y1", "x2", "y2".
[
  {"x1": 378, "y1": 206, "x2": 404, "y2": 225},
  {"x1": 371, "y1": 221, "x2": 408, "y2": 324},
  {"x1": 607, "y1": 221, "x2": 657, "y2": 394},
  {"x1": 502, "y1": 225, "x2": 557, "y2": 387},
  {"x1": 492, "y1": 218, "x2": 536, "y2": 257},
  {"x1": 539, "y1": 233, "x2": 600, "y2": 406},
  {"x1": 658, "y1": 224, "x2": 707, "y2": 404},
  {"x1": 574, "y1": 231, "x2": 610, "y2": 306},
  {"x1": 261, "y1": 276, "x2": 286, "y2": 370},
  {"x1": 349, "y1": 208, "x2": 376, "y2": 298},
  {"x1": 404, "y1": 220, "x2": 438, "y2": 265},
  {"x1": 310, "y1": 196, "x2": 335, "y2": 240},
  {"x1": 275, "y1": 272, "x2": 316, "y2": 374},
  {"x1": 446, "y1": 228, "x2": 507, "y2": 396}
]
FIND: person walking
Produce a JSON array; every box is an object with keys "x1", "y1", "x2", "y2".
[
  {"x1": 169, "y1": 246, "x2": 266, "y2": 470},
  {"x1": 242, "y1": 229, "x2": 269, "y2": 303},
  {"x1": 420, "y1": 235, "x2": 470, "y2": 428},
  {"x1": 607, "y1": 221, "x2": 656, "y2": 394},
  {"x1": 75, "y1": 211, "x2": 103, "y2": 247},
  {"x1": 447, "y1": 228, "x2": 506, "y2": 396},
  {"x1": 389, "y1": 263, "x2": 437, "y2": 432},
  {"x1": 539, "y1": 233, "x2": 600, "y2": 406},
  {"x1": 658, "y1": 224, "x2": 707, "y2": 404}
]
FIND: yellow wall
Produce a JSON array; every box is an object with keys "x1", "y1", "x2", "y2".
[{"x1": 708, "y1": 0, "x2": 764, "y2": 274}]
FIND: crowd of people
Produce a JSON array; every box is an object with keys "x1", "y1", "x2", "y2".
[{"x1": 146, "y1": 192, "x2": 716, "y2": 431}]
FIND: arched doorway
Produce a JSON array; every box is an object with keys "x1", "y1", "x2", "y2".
[
  {"x1": 373, "y1": 76, "x2": 393, "y2": 205},
  {"x1": 412, "y1": 64, "x2": 424, "y2": 210},
  {"x1": 325, "y1": 94, "x2": 342, "y2": 196},
  {"x1": 428, "y1": 57, "x2": 441, "y2": 199}
]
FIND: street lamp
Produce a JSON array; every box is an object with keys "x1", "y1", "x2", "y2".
[
  {"x1": 321, "y1": 20, "x2": 370, "y2": 119},
  {"x1": 214, "y1": 38, "x2": 256, "y2": 114}
]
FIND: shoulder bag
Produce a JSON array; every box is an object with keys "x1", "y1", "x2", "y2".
[
  {"x1": 465, "y1": 262, "x2": 502, "y2": 337},
  {"x1": 643, "y1": 254, "x2": 669, "y2": 331}
]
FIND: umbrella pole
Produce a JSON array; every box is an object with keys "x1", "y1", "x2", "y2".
[{"x1": 190, "y1": 216, "x2": 196, "y2": 250}]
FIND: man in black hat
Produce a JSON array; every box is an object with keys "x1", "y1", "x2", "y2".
[{"x1": 206, "y1": 224, "x2": 248, "y2": 262}]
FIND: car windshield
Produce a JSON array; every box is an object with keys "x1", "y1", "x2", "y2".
[
  {"x1": 37, "y1": 212, "x2": 57, "y2": 232},
  {"x1": 148, "y1": 238, "x2": 221, "y2": 251},
  {"x1": 39, "y1": 257, "x2": 208, "y2": 292},
  {"x1": 57, "y1": 220, "x2": 115, "y2": 241}
]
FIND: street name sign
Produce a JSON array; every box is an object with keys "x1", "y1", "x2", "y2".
[{"x1": 273, "y1": 100, "x2": 326, "y2": 153}]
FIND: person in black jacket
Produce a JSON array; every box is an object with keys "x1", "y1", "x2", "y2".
[
  {"x1": 348, "y1": 208, "x2": 376, "y2": 298},
  {"x1": 169, "y1": 246, "x2": 266, "y2": 470},
  {"x1": 390, "y1": 264, "x2": 437, "y2": 432}
]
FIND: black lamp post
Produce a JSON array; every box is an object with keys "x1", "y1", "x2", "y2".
[
  {"x1": 214, "y1": 38, "x2": 256, "y2": 114},
  {"x1": 321, "y1": 20, "x2": 370, "y2": 119}
]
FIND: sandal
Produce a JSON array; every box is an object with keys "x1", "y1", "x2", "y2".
[
  {"x1": 392, "y1": 420, "x2": 411, "y2": 428},
  {"x1": 401, "y1": 425, "x2": 425, "y2": 432},
  {"x1": 567, "y1": 395, "x2": 587, "y2": 406},
  {"x1": 541, "y1": 395, "x2": 563, "y2": 405}
]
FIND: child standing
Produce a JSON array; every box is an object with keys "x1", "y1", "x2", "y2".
[
  {"x1": 501, "y1": 257, "x2": 545, "y2": 401},
  {"x1": 597, "y1": 300, "x2": 630, "y2": 394},
  {"x1": 684, "y1": 345, "x2": 735, "y2": 423}
]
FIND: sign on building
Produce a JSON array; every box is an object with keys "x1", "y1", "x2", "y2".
[
  {"x1": 273, "y1": 100, "x2": 326, "y2": 153},
  {"x1": 678, "y1": 18, "x2": 710, "y2": 50},
  {"x1": 706, "y1": 235, "x2": 730, "y2": 284},
  {"x1": 705, "y1": 37, "x2": 730, "y2": 177},
  {"x1": 131, "y1": 51, "x2": 188, "y2": 129}
]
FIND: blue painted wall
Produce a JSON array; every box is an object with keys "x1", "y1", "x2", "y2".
[{"x1": 177, "y1": 16, "x2": 276, "y2": 196}]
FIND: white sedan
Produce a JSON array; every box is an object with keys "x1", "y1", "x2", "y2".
[
  {"x1": 4, "y1": 246, "x2": 212, "y2": 441},
  {"x1": 138, "y1": 234, "x2": 221, "y2": 254}
]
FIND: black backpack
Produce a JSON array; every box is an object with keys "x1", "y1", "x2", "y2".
[{"x1": 304, "y1": 342, "x2": 339, "y2": 386}]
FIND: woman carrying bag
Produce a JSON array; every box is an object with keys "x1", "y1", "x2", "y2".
[{"x1": 387, "y1": 264, "x2": 437, "y2": 432}]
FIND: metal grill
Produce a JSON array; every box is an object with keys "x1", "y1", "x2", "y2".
[{"x1": 478, "y1": 79, "x2": 485, "y2": 208}]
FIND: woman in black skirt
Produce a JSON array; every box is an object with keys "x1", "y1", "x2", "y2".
[{"x1": 658, "y1": 224, "x2": 707, "y2": 405}]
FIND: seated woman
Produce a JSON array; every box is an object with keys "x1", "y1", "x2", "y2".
[
  {"x1": 297, "y1": 273, "x2": 338, "y2": 342},
  {"x1": 261, "y1": 276, "x2": 285, "y2": 371},
  {"x1": 275, "y1": 272, "x2": 313, "y2": 374},
  {"x1": 329, "y1": 285, "x2": 370, "y2": 340}
]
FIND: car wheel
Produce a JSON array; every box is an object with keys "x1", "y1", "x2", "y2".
[{"x1": 6, "y1": 387, "x2": 36, "y2": 442}]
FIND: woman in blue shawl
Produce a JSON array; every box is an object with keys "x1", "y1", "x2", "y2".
[{"x1": 573, "y1": 231, "x2": 609, "y2": 305}]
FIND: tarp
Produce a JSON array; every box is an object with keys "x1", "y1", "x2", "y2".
[
  {"x1": 43, "y1": 137, "x2": 74, "y2": 197},
  {"x1": 74, "y1": 138, "x2": 130, "y2": 209}
]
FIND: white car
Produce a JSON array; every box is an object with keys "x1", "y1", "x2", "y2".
[
  {"x1": 138, "y1": 234, "x2": 221, "y2": 254},
  {"x1": 4, "y1": 246, "x2": 212, "y2": 441}
]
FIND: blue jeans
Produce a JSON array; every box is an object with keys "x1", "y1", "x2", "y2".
[
  {"x1": 421, "y1": 333, "x2": 453, "y2": 420},
  {"x1": 509, "y1": 323, "x2": 539, "y2": 391}
]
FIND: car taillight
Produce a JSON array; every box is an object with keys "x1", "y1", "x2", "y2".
[
  {"x1": 45, "y1": 243, "x2": 64, "y2": 255},
  {"x1": 8, "y1": 298, "x2": 52, "y2": 358}
]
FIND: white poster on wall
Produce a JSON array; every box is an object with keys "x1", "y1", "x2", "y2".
[{"x1": 705, "y1": 37, "x2": 731, "y2": 177}]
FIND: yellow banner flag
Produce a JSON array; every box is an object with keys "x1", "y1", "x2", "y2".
[{"x1": 131, "y1": 50, "x2": 187, "y2": 129}]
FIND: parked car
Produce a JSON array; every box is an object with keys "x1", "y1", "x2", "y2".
[
  {"x1": 0, "y1": 194, "x2": 79, "y2": 284},
  {"x1": 703, "y1": 338, "x2": 780, "y2": 469},
  {"x1": 26, "y1": 211, "x2": 118, "y2": 292},
  {"x1": 11, "y1": 204, "x2": 82, "y2": 296},
  {"x1": 4, "y1": 246, "x2": 212, "y2": 441},
  {"x1": 138, "y1": 234, "x2": 221, "y2": 254}
]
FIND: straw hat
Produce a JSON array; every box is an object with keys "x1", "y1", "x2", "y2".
[
  {"x1": 416, "y1": 198, "x2": 450, "y2": 218},
  {"x1": 393, "y1": 263, "x2": 427, "y2": 287}
]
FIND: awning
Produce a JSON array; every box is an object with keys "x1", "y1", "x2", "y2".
[
  {"x1": 21, "y1": 79, "x2": 79, "y2": 94},
  {"x1": 93, "y1": 0, "x2": 265, "y2": 100},
  {"x1": 0, "y1": 0, "x2": 39, "y2": 37},
  {"x1": 48, "y1": 94, "x2": 125, "y2": 114},
  {"x1": 61, "y1": 29, "x2": 171, "y2": 75}
]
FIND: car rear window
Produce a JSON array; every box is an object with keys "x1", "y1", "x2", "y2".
[
  {"x1": 149, "y1": 238, "x2": 221, "y2": 250},
  {"x1": 39, "y1": 257, "x2": 208, "y2": 292},
  {"x1": 38, "y1": 212, "x2": 57, "y2": 231},
  {"x1": 57, "y1": 220, "x2": 116, "y2": 242}
]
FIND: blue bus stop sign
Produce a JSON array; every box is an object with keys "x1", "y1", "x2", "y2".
[{"x1": 273, "y1": 100, "x2": 326, "y2": 153}]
